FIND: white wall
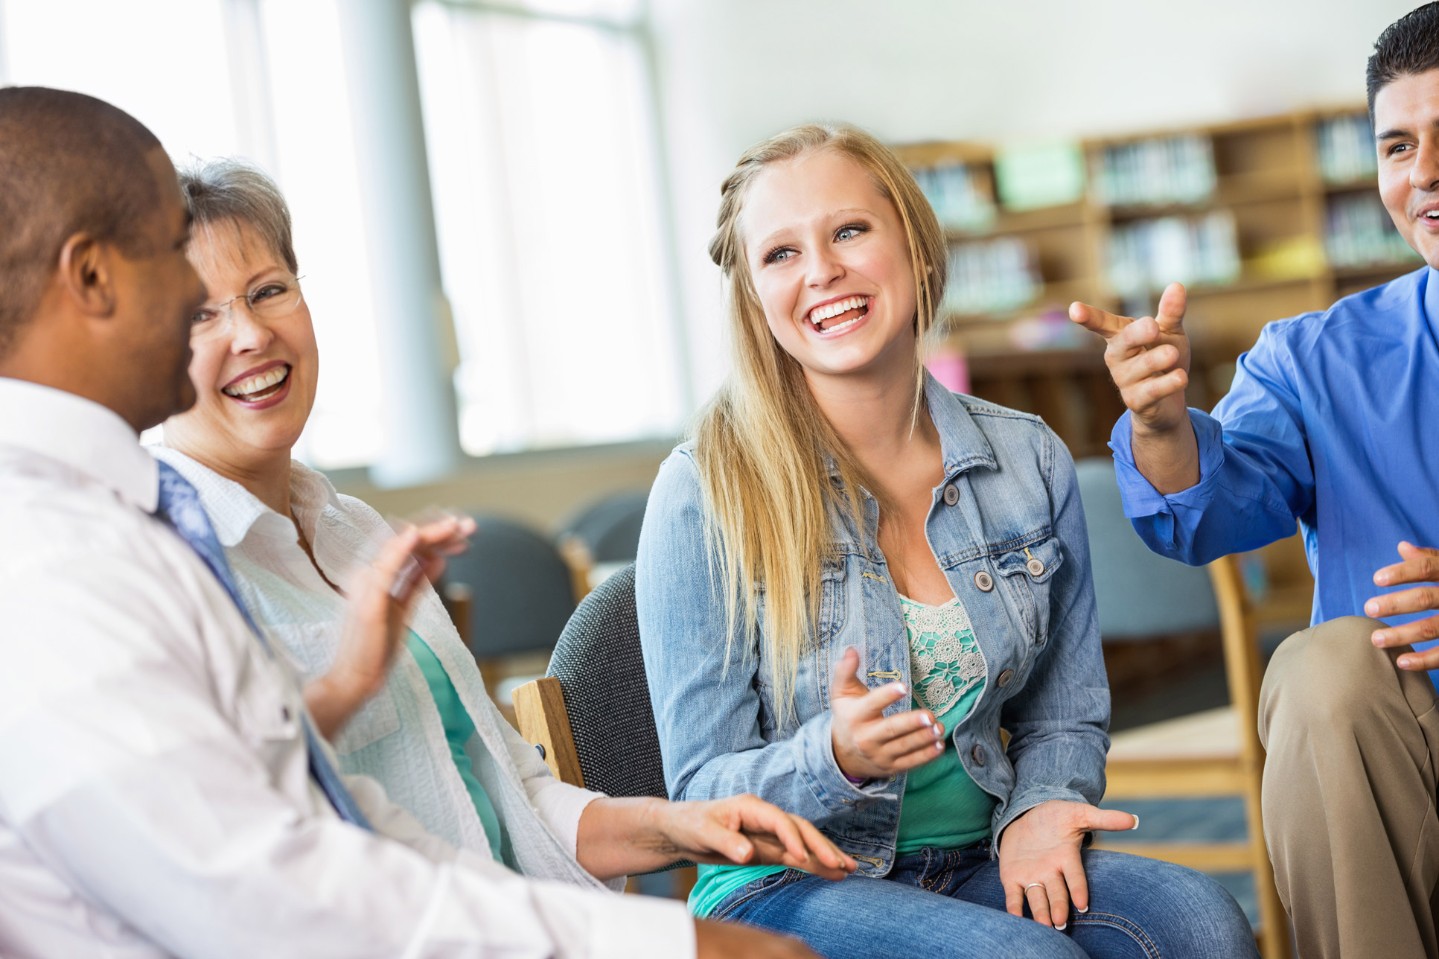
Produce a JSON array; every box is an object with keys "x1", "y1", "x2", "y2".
[{"x1": 649, "y1": 0, "x2": 1420, "y2": 396}]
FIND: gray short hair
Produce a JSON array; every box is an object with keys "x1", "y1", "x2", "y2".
[{"x1": 177, "y1": 157, "x2": 297, "y2": 274}]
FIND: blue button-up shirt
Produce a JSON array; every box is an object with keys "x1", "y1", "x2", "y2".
[{"x1": 1113, "y1": 266, "x2": 1439, "y2": 685}]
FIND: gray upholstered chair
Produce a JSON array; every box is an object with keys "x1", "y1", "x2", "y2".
[
  {"x1": 555, "y1": 490, "x2": 650, "y2": 601},
  {"x1": 511, "y1": 563, "x2": 689, "y2": 889},
  {"x1": 439, "y1": 513, "x2": 577, "y2": 660},
  {"x1": 511, "y1": 563, "x2": 664, "y2": 797}
]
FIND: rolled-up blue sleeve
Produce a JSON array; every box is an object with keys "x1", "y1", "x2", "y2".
[{"x1": 1110, "y1": 324, "x2": 1315, "y2": 565}]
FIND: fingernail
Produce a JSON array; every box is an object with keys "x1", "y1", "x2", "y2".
[
  {"x1": 1365, "y1": 599, "x2": 1381, "y2": 615},
  {"x1": 893, "y1": 684, "x2": 907, "y2": 695},
  {"x1": 1399, "y1": 656, "x2": 1413, "y2": 669},
  {"x1": 933, "y1": 725, "x2": 943, "y2": 738},
  {"x1": 1131, "y1": 815, "x2": 1140, "y2": 830},
  {"x1": 934, "y1": 741, "x2": 944, "y2": 752},
  {"x1": 1056, "y1": 923, "x2": 1067, "y2": 931},
  {"x1": 919, "y1": 713, "x2": 933, "y2": 727},
  {"x1": 1077, "y1": 906, "x2": 1088, "y2": 914},
  {"x1": 1373, "y1": 631, "x2": 1387, "y2": 647}
]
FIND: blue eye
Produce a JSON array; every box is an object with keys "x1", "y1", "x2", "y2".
[
  {"x1": 763, "y1": 246, "x2": 795, "y2": 264},
  {"x1": 190, "y1": 309, "x2": 217, "y2": 326},
  {"x1": 835, "y1": 223, "x2": 868, "y2": 241}
]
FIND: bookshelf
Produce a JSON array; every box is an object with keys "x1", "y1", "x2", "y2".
[
  {"x1": 897, "y1": 107, "x2": 1419, "y2": 634},
  {"x1": 896, "y1": 107, "x2": 1420, "y2": 364}
]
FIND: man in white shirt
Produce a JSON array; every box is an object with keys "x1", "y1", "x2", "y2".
[{"x1": 0, "y1": 86, "x2": 830, "y2": 959}]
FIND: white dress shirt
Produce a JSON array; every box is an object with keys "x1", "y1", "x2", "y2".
[
  {"x1": 0, "y1": 378, "x2": 693, "y2": 959},
  {"x1": 151, "y1": 446, "x2": 607, "y2": 884}
]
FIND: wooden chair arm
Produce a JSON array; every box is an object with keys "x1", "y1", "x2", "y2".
[{"x1": 512, "y1": 676, "x2": 585, "y2": 788}]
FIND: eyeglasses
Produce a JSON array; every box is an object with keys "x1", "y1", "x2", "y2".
[{"x1": 190, "y1": 274, "x2": 305, "y2": 340}]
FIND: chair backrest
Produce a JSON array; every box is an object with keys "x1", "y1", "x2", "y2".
[
  {"x1": 1074, "y1": 457, "x2": 1220, "y2": 640},
  {"x1": 558, "y1": 490, "x2": 649, "y2": 564},
  {"x1": 439, "y1": 513, "x2": 577, "y2": 658},
  {"x1": 540, "y1": 563, "x2": 667, "y2": 799}
]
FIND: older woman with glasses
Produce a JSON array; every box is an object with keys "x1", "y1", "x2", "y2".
[{"x1": 154, "y1": 158, "x2": 851, "y2": 955}]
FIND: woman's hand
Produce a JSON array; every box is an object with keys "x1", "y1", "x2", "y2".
[
  {"x1": 576, "y1": 795, "x2": 856, "y2": 881},
  {"x1": 829, "y1": 647, "x2": 943, "y2": 781},
  {"x1": 998, "y1": 799, "x2": 1139, "y2": 929},
  {"x1": 305, "y1": 513, "x2": 475, "y2": 738},
  {"x1": 653, "y1": 795, "x2": 856, "y2": 880}
]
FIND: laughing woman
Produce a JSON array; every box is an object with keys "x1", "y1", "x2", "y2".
[
  {"x1": 154, "y1": 158, "x2": 853, "y2": 958},
  {"x1": 635, "y1": 125, "x2": 1258, "y2": 959}
]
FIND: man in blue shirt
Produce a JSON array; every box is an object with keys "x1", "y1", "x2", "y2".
[{"x1": 1071, "y1": 5, "x2": 1439, "y2": 957}]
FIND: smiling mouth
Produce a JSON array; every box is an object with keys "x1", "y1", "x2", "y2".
[
  {"x1": 808, "y1": 295, "x2": 871, "y2": 334},
  {"x1": 223, "y1": 365, "x2": 290, "y2": 402}
]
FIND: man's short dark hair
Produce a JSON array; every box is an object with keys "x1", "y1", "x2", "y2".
[
  {"x1": 1368, "y1": 3, "x2": 1439, "y2": 117},
  {"x1": 0, "y1": 87, "x2": 163, "y2": 357}
]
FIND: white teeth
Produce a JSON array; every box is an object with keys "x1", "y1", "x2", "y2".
[
  {"x1": 223, "y1": 366, "x2": 289, "y2": 398},
  {"x1": 819, "y1": 314, "x2": 863, "y2": 336},
  {"x1": 807, "y1": 295, "x2": 870, "y2": 328},
  {"x1": 1426, "y1": 211, "x2": 1439, "y2": 219}
]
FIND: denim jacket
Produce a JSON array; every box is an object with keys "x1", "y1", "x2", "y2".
[{"x1": 636, "y1": 375, "x2": 1110, "y2": 876}]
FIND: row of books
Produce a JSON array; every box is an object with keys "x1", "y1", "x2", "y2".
[
  {"x1": 913, "y1": 163, "x2": 997, "y2": 231},
  {"x1": 1316, "y1": 114, "x2": 1378, "y2": 184},
  {"x1": 1106, "y1": 211, "x2": 1241, "y2": 296},
  {"x1": 1094, "y1": 135, "x2": 1216, "y2": 207},
  {"x1": 941, "y1": 237, "x2": 1040, "y2": 316},
  {"x1": 1325, "y1": 193, "x2": 1419, "y2": 268}
]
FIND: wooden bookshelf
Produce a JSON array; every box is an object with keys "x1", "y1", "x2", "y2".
[
  {"x1": 898, "y1": 106, "x2": 1420, "y2": 631},
  {"x1": 895, "y1": 107, "x2": 1419, "y2": 362}
]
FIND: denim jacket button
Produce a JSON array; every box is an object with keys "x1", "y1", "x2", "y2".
[
  {"x1": 1026, "y1": 557, "x2": 1045, "y2": 577},
  {"x1": 973, "y1": 570, "x2": 994, "y2": 592},
  {"x1": 970, "y1": 744, "x2": 986, "y2": 766},
  {"x1": 942, "y1": 484, "x2": 960, "y2": 506},
  {"x1": 997, "y1": 668, "x2": 1015, "y2": 687}
]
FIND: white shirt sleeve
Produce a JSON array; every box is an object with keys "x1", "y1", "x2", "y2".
[{"x1": 0, "y1": 543, "x2": 693, "y2": 959}]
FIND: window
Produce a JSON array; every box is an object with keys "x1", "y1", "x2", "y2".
[{"x1": 413, "y1": 0, "x2": 685, "y2": 455}]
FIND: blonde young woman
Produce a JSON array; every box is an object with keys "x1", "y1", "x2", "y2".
[
  {"x1": 156, "y1": 157, "x2": 856, "y2": 959},
  {"x1": 635, "y1": 125, "x2": 1257, "y2": 959}
]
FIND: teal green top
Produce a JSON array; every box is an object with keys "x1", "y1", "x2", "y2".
[
  {"x1": 893, "y1": 595, "x2": 994, "y2": 852},
  {"x1": 406, "y1": 631, "x2": 506, "y2": 860},
  {"x1": 687, "y1": 595, "x2": 994, "y2": 918}
]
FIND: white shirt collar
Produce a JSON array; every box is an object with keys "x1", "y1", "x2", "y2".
[
  {"x1": 149, "y1": 446, "x2": 342, "y2": 549},
  {"x1": 0, "y1": 377, "x2": 159, "y2": 511}
]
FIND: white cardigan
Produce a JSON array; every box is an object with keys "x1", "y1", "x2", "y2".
[{"x1": 151, "y1": 447, "x2": 615, "y2": 891}]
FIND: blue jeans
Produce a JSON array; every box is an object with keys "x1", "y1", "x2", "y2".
[{"x1": 711, "y1": 843, "x2": 1258, "y2": 959}]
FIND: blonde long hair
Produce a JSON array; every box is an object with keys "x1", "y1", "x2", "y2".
[{"x1": 695, "y1": 123, "x2": 948, "y2": 722}]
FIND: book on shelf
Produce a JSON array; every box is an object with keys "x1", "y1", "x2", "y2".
[
  {"x1": 942, "y1": 237, "x2": 1040, "y2": 316},
  {"x1": 913, "y1": 162, "x2": 996, "y2": 231},
  {"x1": 1325, "y1": 192, "x2": 1421, "y2": 268},
  {"x1": 1096, "y1": 134, "x2": 1216, "y2": 207},
  {"x1": 1107, "y1": 211, "x2": 1240, "y2": 296},
  {"x1": 1316, "y1": 113, "x2": 1377, "y2": 184}
]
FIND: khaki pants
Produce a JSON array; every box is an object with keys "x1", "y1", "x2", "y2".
[{"x1": 1259, "y1": 616, "x2": 1439, "y2": 959}]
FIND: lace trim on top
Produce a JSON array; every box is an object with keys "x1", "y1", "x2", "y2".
[{"x1": 899, "y1": 595, "x2": 986, "y2": 718}]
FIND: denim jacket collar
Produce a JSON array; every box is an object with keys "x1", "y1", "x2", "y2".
[{"x1": 823, "y1": 371, "x2": 998, "y2": 486}]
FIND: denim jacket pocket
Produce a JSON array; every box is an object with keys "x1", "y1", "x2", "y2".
[{"x1": 993, "y1": 535, "x2": 1064, "y2": 644}]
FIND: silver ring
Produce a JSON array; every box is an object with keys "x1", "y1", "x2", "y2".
[{"x1": 1024, "y1": 882, "x2": 1044, "y2": 891}]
